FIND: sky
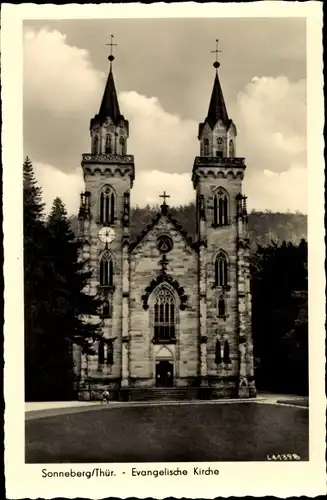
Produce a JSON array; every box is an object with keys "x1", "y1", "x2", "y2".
[{"x1": 23, "y1": 17, "x2": 307, "y2": 215}]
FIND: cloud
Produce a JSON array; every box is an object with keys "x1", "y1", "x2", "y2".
[
  {"x1": 35, "y1": 163, "x2": 194, "y2": 215},
  {"x1": 34, "y1": 162, "x2": 84, "y2": 216},
  {"x1": 131, "y1": 170, "x2": 194, "y2": 207},
  {"x1": 25, "y1": 28, "x2": 307, "y2": 213},
  {"x1": 24, "y1": 28, "x2": 105, "y2": 172},
  {"x1": 234, "y1": 75, "x2": 306, "y2": 174},
  {"x1": 35, "y1": 159, "x2": 307, "y2": 216},
  {"x1": 24, "y1": 29, "x2": 103, "y2": 117},
  {"x1": 244, "y1": 166, "x2": 307, "y2": 213},
  {"x1": 119, "y1": 91, "x2": 198, "y2": 174}
]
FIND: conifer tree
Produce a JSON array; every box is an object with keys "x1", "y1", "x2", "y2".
[
  {"x1": 45, "y1": 197, "x2": 102, "y2": 398},
  {"x1": 23, "y1": 156, "x2": 48, "y2": 401}
]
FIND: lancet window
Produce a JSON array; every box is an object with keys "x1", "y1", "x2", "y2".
[
  {"x1": 203, "y1": 139, "x2": 209, "y2": 156},
  {"x1": 218, "y1": 296, "x2": 226, "y2": 317},
  {"x1": 92, "y1": 135, "x2": 99, "y2": 154},
  {"x1": 214, "y1": 252, "x2": 228, "y2": 287},
  {"x1": 215, "y1": 340, "x2": 222, "y2": 364},
  {"x1": 106, "y1": 342, "x2": 114, "y2": 365},
  {"x1": 229, "y1": 139, "x2": 234, "y2": 157},
  {"x1": 213, "y1": 188, "x2": 229, "y2": 226},
  {"x1": 216, "y1": 137, "x2": 223, "y2": 157},
  {"x1": 105, "y1": 134, "x2": 112, "y2": 153},
  {"x1": 100, "y1": 186, "x2": 115, "y2": 224},
  {"x1": 98, "y1": 338, "x2": 105, "y2": 365},
  {"x1": 223, "y1": 341, "x2": 231, "y2": 363},
  {"x1": 101, "y1": 298, "x2": 112, "y2": 318},
  {"x1": 153, "y1": 287, "x2": 176, "y2": 342},
  {"x1": 99, "y1": 251, "x2": 114, "y2": 287},
  {"x1": 120, "y1": 137, "x2": 126, "y2": 155}
]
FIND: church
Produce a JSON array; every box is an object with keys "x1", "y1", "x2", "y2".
[{"x1": 74, "y1": 39, "x2": 256, "y2": 401}]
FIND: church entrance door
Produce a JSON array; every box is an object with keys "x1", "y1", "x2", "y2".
[{"x1": 155, "y1": 360, "x2": 173, "y2": 387}]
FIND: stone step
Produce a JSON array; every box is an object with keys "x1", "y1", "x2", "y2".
[{"x1": 125, "y1": 387, "x2": 201, "y2": 402}]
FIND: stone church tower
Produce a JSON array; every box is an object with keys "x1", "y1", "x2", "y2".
[
  {"x1": 74, "y1": 41, "x2": 256, "y2": 401},
  {"x1": 193, "y1": 57, "x2": 256, "y2": 399},
  {"x1": 75, "y1": 48, "x2": 135, "y2": 395}
]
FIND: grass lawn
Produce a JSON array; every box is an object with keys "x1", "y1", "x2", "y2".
[{"x1": 25, "y1": 402, "x2": 308, "y2": 463}]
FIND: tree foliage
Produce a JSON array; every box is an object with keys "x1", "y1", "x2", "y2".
[
  {"x1": 24, "y1": 159, "x2": 101, "y2": 401},
  {"x1": 24, "y1": 157, "x2": 48, "y2": 401},
  {"x1": 251, "y1": 240, "x2": 308, "y2": 395},
  {"x1": 46, "y1": 197, "x2": 102, "y2": 354}
]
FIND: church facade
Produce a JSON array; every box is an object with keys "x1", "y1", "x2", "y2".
[{"x1": 74, "y1": 47, "x2": 256, "y2": 401}]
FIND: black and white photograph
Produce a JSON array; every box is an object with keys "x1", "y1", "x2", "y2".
[{"x1": 3, "y1": 3, "x2": 325, "y2": 499}]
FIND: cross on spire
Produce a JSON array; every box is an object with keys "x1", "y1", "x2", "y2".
[
  {"x1": 106, "y1": 34, "x2": 117, "y2": 63},
  {"x1": 211, "y1": 38, "x2": 222, "y2": 69},
  {"x1": 159, "y1": 191, "x2": 170, "y2": 205}
]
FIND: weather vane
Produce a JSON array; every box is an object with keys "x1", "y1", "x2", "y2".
[
  {"x1": 106, "y1": 34, "x2": 117, "y2": 63},
  {"x1": 211, "y1": 38, "x2": 222, "y2": 69}
]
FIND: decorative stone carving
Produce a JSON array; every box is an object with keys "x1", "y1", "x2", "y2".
[
  {"x1": 82, "y1": 153, "x2": 134, "y2": 163},
  {"x1": 141, "y1": 274, "x2": 188, "y2": 311},
  {"x1": 194, "y1": 156, "x2": 245, "y2": 166}
]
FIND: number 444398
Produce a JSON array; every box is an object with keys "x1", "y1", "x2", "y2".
[{"x1": 266, "y1": 453, "x2": 300, "y2": 461}]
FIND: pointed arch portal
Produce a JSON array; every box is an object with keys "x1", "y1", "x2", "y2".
[{"x1": 155, "y1": 346, "x2": 174, "y2": 388}]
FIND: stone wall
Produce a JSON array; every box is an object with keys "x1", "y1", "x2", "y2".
[
  {"x1": 196, "y1": 171, "x2": 244, "y2": 390},
  {"x1": 129, "y1": 216, "x2": 199, "y2": 387},
  {"x1": 78, "y1": 167, "x2": 132, "y2": 389}
]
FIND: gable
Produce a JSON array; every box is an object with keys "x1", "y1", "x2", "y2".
[{"x1": 129, "y1": 211, "x2": 197, "y2": 255}]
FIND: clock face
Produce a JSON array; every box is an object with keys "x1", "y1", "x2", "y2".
[{"x1": 98, "y1": 227, "x2": 116, "y2": 244}]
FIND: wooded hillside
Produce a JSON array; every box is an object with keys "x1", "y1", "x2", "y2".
[{"x1": 70, "y1": 203, "x2": 307, "y2": 248}]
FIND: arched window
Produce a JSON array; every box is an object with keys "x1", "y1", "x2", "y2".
[
  {"x1": 120, "y1": 137, "x2": 126, "y2": 155},
  {"x1": 216, "y1": 137, "x2": 223, "y2": 157},
  {"x1": 100, "y1": 251, "x2": 114, "y2": 287},
  {"x1": 105, "y1": 134, "x2": 112, "y2": 153},
  {"x1": 100, "y1": 186, "x2": 115, "y2": 224},
  {"x1": 213, "y1": 188, "x2": 229, "y2": 226},
  {"x1": 98, "y1": 338, "x2": 105, "y2": 365},
  {"x1": 92, "y1": 136, "x2": 99, "y2": 154},
  {"x1": 215, "y1": 252, "x2": 228, "y2": 287},
  {"x1": 218, "y1": 296, "x2": 226, "y2": 317},
  {"x1": 203, "y1": 139, "x2": 209, "y2": 156},
  {"x1": 223, "y1": 341, "x2": 231, "y2": 363},
  {"x1": 215, "y1": 340, "x2": 222, "y2": 364},
  {"x1": 229, "y1": 139, "x2": 234, "y2": 157},
  {"x1": 153, "y1": 287, "x2": 176, "y2": 342}
]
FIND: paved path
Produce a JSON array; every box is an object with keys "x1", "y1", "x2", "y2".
[
  {"x1": 25, "y1": 401, "x2": 100, "y2": 412},
  {"x1": 25, "y1": 393, "x2": 309, "y2": 421}
]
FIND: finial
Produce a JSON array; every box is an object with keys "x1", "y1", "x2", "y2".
[
  {"x1": 106, "y1": 34, "x2": 117, "y2": 64},
  {"x1": 211, "y1": 38, "x2": 222, "y2": 69}
]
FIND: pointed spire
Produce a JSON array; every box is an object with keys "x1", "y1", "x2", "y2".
[
  {"x1": 90, "y1": 35, "x2": 125, "y2": 129},
  {"x1": 198, "y1": 39, "x2": 230, "y2": 135},
  {"x1": 97, "y1": 65, "x2": 121, "y2": 124},
  {"x1": 206, "y1": 70, "x2": 229, "y2": 128}
]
